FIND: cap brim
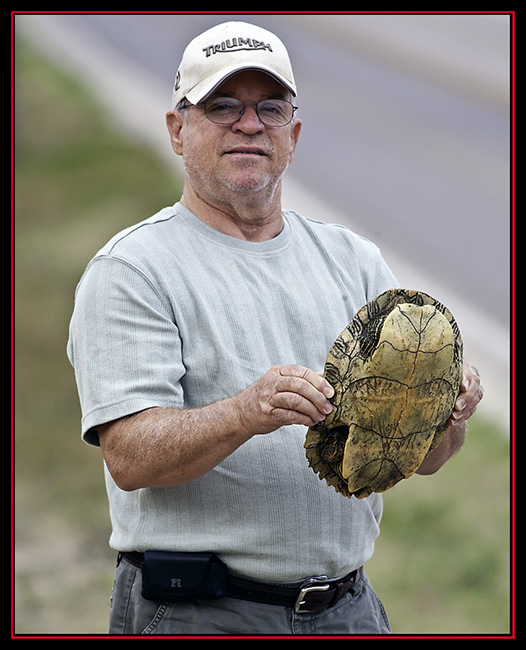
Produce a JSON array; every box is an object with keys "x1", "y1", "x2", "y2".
[{"x1": 185, "y1": 64, "x2": 296, "y2": 105}]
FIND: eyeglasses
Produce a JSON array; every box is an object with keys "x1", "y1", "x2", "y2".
[{"x1": 189, "y1": 97, "x2": 298, "y2": 127}]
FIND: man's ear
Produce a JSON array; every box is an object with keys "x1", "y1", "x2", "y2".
[
  {"x1": 166, "y1": 110, "x2": 185, "y2": 156},
  {"x1": 288, "y1": 118, "x2": 302, "y2": 164}
]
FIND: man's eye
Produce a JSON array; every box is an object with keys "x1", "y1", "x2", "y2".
[
  {"x1": 261, "y1": 105, "x2": 278, "y2": 114},
  {"x1": 259, "y1": 101, "x2": 287, "y2": 117},
  {"x1": 208, "y1": 99, "x2": 238, "y2": 113}
]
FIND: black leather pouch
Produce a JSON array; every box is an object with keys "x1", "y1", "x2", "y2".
[{"x1": 141, "y1": 551, "x2": 228, "y2": 602}]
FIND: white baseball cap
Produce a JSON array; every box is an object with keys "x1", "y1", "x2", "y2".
[{"x1": 172, "y1": 21, "x2": 297, "y2": 108}]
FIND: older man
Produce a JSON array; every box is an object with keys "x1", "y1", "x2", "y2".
[{"x1": 67, "y1": 21, "x2": 482, "y2": 636}]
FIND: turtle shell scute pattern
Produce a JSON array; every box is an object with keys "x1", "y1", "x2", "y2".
[{"x1": 305, "y1": 289, "x2": 463, "y2": 498}]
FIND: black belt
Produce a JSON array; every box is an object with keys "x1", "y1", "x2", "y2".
[{"x1": 120, "y1": 552, "x2": 361, "y2": 614}]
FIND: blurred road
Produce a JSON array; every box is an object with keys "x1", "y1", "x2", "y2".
[{"x1": 15, "y1": 12, "x2": 512, "y2": 424}]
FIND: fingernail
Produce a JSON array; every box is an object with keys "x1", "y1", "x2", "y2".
[
  {"x1": 324, "y1": 402, "x2": 333, "y2": 414},
  {"x1": 456, "y1": 398, "x2": 466, "y2": 411},
  {"x1": 323, "y1": 386, "x2": 334, "y2": 398}
]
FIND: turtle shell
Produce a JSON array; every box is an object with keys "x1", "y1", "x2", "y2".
[{"x1": 305, "y1": 289, "x2": 463, "y2": 498}]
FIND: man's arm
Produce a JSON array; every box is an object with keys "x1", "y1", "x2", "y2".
[
  {"x1": 98, "y1": 364, "x2": 334, "y2": 491},
  {"x1": 417, "y1": 361, "x2": 483, "y2": 475}
]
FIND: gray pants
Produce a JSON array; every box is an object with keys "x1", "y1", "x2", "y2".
[{"x1": 108, "y1": 555, "x2": 391, "y2": 636}]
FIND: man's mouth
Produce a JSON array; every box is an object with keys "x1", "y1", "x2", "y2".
[{"x1": 224, "y1": 146, "x2": 266, "y2": 157}]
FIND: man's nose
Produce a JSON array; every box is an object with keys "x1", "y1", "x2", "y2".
[{"x1": 232, "y1": 104, "x2": 264, "y2": 134}]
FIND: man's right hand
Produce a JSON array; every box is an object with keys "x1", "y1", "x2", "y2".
[{"x1": 234, "y1": 364, "x2": 334, "y2": 436}]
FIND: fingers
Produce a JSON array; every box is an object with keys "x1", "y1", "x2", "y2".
[
  {"x1": 239, "y1": 364, "x2": 335, "y2": 435},
  {"x1": 264, "y1": 365, "x2": 334, "y2": 427},
  {"x1": 279, "y1": 365, "x2": 334, "y2": 400},
  {"x1": 450, "y1": 362, "x2": 484, "y2": 425}
]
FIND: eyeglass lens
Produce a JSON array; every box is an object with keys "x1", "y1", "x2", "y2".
[{"x1": 204, "y1": 97, "x2": 296, "y2": 126}]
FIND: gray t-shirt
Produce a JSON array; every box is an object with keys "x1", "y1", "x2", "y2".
[{"x1": 67, "y1": 203, "x2": 398, "y2": 581}]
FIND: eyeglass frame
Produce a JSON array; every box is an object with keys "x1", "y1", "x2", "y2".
[{"x1": 177, "y1": 96, "x2": 299, "y2": 127}]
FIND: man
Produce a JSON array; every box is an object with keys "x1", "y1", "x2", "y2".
[{"x1": 67, "y1": 21, "x2": 482, "y2": 636}]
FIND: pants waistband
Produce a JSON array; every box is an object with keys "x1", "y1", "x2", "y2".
[{"x1": 119, "y1": 552, "x2": 362, "y2": 614}]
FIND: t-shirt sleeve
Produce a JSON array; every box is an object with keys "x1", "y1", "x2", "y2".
[
  {"x1": 67, "y1": 255, "x2": 185, "y2": 446},
  {"x1": 336, "y1": 226, "x2": 399, "y2": 303},
  {"x1": 362, "y1": 238, "x2": 399, "y2": 301}
]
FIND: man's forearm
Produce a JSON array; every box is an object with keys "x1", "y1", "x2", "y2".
[
  {"x1": 98, "y1": 364, "x2": 334, "y2": 491},
  {"x1": 98, "y1": 398, "x2": 252, "y2": 491},
  {"x1": 416, "y1": 361, "x2": 482, "y2": 476},
  {"x1": 416, "y1": 421, "x2": 466, "y2": 475}
]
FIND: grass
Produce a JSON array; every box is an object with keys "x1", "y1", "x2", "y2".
[
  {"x1": 366, "y1": 416, "x2": 511, "y2": 635},
  {"x1": 13, "y1": 34, "x2": 512, "y2": 636}
]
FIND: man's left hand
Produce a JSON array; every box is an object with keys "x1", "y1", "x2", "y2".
[{"x1": 449, "y1": 361, "x2": 484, "y2": 426}]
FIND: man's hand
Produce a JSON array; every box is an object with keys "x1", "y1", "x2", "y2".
[
  {"x1": 234, "y1": 364, "x2": 335, "y2": 436},
  {"x1": 449, "y1": 361, "x2": 484, "y2": 427}
]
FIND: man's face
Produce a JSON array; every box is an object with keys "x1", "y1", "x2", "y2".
[{"x1": 170, "y1": 70, "x2": 302, "y2": 207}]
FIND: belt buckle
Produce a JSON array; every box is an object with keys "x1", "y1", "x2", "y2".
[{"x1": 294, "y1": 582, "x2": 330, "y2": 614}]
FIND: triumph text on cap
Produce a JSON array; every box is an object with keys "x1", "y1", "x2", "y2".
[{"x1": 172, "y1": 21, "x2": 297, "y2": 108}]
